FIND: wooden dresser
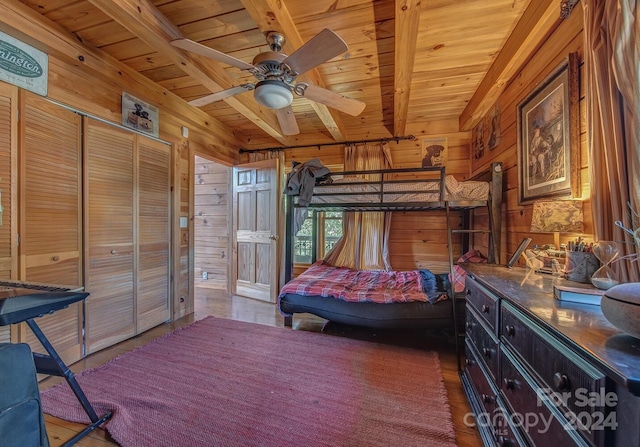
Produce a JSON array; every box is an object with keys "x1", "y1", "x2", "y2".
[{"x1": 460, "y1": 264, "x2": 640, "y2": 447}]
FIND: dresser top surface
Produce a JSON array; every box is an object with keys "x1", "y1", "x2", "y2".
[{"x1": 462, "y1": 263, "x2": 640, "y2": 394}]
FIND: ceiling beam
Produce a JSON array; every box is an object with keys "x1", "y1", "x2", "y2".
[
  {"x1": 89, "y1": 0, "x2": 290, "y2": 145},
  {"x1": 240, "y1": 0, "x2": 348, "y2": 141},
  {"x1": 394, "y1": 0, "x2": 422, "y2": 137},
  {"x1": 0, "y1": 0, "x2": 241, "y2": 160},
  {"x1": 459, "y1": 0, "x2": 560, "y2": 131}
]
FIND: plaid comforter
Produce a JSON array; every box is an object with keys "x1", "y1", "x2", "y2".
[{"x1": 279, "y1": 261, "x2": 447, "y2": 304}]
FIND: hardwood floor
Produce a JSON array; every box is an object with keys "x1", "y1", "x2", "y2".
[{"x1": 40, "y1": 288, "x2": 483, "y2": 447}]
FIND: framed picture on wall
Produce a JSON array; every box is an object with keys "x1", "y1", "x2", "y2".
[
  {"x1": 421, "y1": 137, "x2": 448, "y2": 167},
  {"x1": 517, "y1": 53, "x2": 580, "y2": 204},
  {"x1": 485, "y1": 103, "x2": 501, "y2": 151}
]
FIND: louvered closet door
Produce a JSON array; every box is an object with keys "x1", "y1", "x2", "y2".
[
  {"x1": 19, "y1": 91, "x2": 83, "y2": 364},
  {"x1": 84, "y1": 118, "x2": 135, "y2": 354},
  {"x1": 136, "y1": 136, "x2": 170, "y2": 332},
  {"x1": 0, "y1": 82, "x2": 17, "y2": 344}
]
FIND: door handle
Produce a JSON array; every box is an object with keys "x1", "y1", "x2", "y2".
[{"x1": 269, "y1": 235, "x2": 279, "y2": 241}]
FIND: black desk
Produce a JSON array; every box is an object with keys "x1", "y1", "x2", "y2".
[{"x1": 0, "y1": 283, "x2": 112, "y2": 446}]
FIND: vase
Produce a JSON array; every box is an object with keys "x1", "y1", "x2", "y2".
[
  {"x1": 590, "y1": 241, "x2": 620, "y2": 290},
  {"x1": 601, "y1": 283, "x2": 640, "y2": 339}
]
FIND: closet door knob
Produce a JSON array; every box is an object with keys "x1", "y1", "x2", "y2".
[
  {"x1": 52, "y1": 256, "x2": 60, "y2": 262},
  {"x1": 481, "y1": 304, "x2": 490, "y2": 313},
  {"x1": 503, "y1": 378, "x2": 516, "y2": 390},
  {"x1": 505, "y1": 325, "x2": 515, "y2": 336},
  {"x1": 269, "y1": 235, "x2": 279, "y2": 240},
  {"x1": 111, "y1": 249, "x2": 117, "y2": 254}
]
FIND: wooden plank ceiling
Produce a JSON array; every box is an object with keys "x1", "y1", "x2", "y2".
[{"x1": 18, "y1": 0, "x2": 537, "y2": 149}]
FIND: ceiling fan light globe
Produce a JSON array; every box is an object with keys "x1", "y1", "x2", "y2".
[{"x1": 254, "y1": 80, "x2": 293, "y2": 109}]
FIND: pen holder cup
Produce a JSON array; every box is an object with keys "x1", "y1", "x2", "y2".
[{"x1": 564, "y1": 251, "x2": 599, "y2": 283}]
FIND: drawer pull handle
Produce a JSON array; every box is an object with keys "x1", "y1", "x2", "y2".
[
  {"x1": 465, "y1": 358, "x2": 475, "y2": 367},
  {"x1": 481, "y1": 304, "x2": 490, "y2": 313},
  {"x1": 111, "y1": 249, "x2": 117, "y2": 254},
  {"x1": 52, "y1": 256, "x2": 60, "y2": 262},
  {"x1": 505, "y1": 325, "x2": 515, "y2": 336},
  {"x1": 503, "y1": 378, "x2": 516, "y2": 390},
  {"x1": 482, "y1": 347, "x2": 491, "y2": 358},
  {"x1": 497, "y1": 435, "x2": 513, "y2": 447},
  {"x1": 466, "y1": 322, "x2": 473, "y2": 329},
  {"x1": 553, "y1": 372, "x2": 571, "y2": 391},
  {"x1": 481, "y1": 393, "x2": 495, "y2": 405}
]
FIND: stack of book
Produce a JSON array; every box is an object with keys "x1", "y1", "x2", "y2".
[{"x1": 553, "y1": 283, "x2": 605, "y2": 305}]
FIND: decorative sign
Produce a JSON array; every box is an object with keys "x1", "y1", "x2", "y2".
[
  {"x1": 121, "y1": 91, "x2": 159, "y2": 137},
  {"x1": 0, "y1": 31, "x2": 48, "y2": 96},
  {"x1": 421, "y1": 137, "x2": 448, "y2": 167}
]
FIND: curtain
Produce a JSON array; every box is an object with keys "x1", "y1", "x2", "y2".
[
  {"x1": 323, "y1": 143, "x2": 394, "y2": 270},
  {"x1": 583, "y1": 0, "x2": 639, "y2": 282}
]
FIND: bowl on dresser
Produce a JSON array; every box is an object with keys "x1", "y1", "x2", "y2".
[{"x1": 601, "y1": 283, "x2": 640, "y2": 339}]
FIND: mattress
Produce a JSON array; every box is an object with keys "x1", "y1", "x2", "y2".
[
  {"x1": 279, "y1": 292, "x2": 464, "y2": 329},
  {"x1": 309, "y1": 175, "x2": 489, "y2": 204}
]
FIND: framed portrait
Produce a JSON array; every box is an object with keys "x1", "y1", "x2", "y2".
[
  {"x1": 472, "y1": 121, "x2": 484, "y2": 161},
  {"x1": 421, "y1": 137, "x2": 448, "y2": 168},
  {"x1": 485, "y1": 103, "x2": 501, "y2": 151},
  {"x1": 517, "y1": 53, "x2": 579, "y2": 204}
]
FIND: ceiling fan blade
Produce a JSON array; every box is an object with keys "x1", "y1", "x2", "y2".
[
  {"x1": 276, "y1": 107, "x2": 300, "y2": 135},
  {"x1": 282, "y1": 29, "x2": 348, "y2": 76},
  {"x1": 188, "y1": 84, "x2": 255, "y2": 107},
  {"x1": 302, "y1": 84, "x2": 366, "y2": 117},
  {"x1": 171, "y1": 38, "x2": 255, "y2": 70}
]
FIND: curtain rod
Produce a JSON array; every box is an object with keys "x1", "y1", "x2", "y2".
[{"x1": 238, "y1": 135, "x2": 416, "y2": 153}]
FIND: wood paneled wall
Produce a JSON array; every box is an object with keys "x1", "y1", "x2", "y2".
[
  {"x1": 275, "y1": 118, "x2": 472, "y2": 273},
  {"x1": 0, "y1": 5, "x2": 245, "y2": 327},
  {"x1": 194, "y1": 155, "x2": 229, "y2": 290},
  {"x1": 468, "y1": 6, "x2": 590, "y2": 265}
]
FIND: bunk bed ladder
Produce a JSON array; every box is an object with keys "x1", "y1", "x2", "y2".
[
  {"x1": 447, "y1": 182, "x2": 500, "y2": 372},
  {"x1": 444, "y1": 201, "x2": 463, "y2": 372}
]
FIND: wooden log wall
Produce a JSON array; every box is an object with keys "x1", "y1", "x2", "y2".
[
  {"x1": 468, "y1": 5, "x2": 591, "y2": 266},
  {"x1": 0, "y1": 3, "x2": 242, "y2": 325},
  {"x1": 194, "y1": 155, "x2": 230, "y2": 290},
  {"x1": 275, "y1": 117, "x2": 472, "y2": 274}
]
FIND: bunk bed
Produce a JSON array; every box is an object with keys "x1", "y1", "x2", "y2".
[{"x1": 279, "y1": 162, "x2": 503, "y2": 334}]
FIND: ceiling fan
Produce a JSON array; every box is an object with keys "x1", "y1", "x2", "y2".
[{"x1": 171, "y1": 29, "x2": 366, "y2": 135}]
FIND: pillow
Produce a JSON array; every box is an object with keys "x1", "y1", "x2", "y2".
[
  {"x1": 445, "y1": 175, "x2": 462, "y2": 195},
  {"x1": 449, "y1": 249, "x2": 487, "y2": 293}
]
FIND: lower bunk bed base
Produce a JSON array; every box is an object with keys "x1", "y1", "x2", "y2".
[{"x1": 280, "y1": 293, "x2": 466, "y2": 330}]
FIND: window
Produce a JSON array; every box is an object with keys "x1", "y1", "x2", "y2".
[{"x1": 294, "y1": 211, "x2": 343, "y2": 264}]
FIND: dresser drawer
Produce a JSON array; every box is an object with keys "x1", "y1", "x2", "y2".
[
  {"x1": 467, "y1": 305, "x2": 499, "y2": 381},
  {"x1": 466, "y1": 276, "x2": 499, "y2": 332},
  {"x1": 493, "y1": 399, "x2": 529, "y2": 447},
  {"x1": 501, "y1": 301, "x2": 608, "y2": 429},
  {"x1": 464, "y1": 339, "x2": 498, "y2": 415},
  {"x1": 500, "y1": 348, "x2": 589, "y2": 447}
]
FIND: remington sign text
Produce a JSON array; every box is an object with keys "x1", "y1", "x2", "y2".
[{"x1": 0, "y1": 31, "x2": 48, "y2": 96}]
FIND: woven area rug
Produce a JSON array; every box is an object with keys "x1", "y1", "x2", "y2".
[{"x1": 41, "y1": 316, "x2": 457, "y2": 447}]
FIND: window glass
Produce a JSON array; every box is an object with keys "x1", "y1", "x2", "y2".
[{"x1": 293, "y1": 211, "x2": 343, "y2": 264}]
